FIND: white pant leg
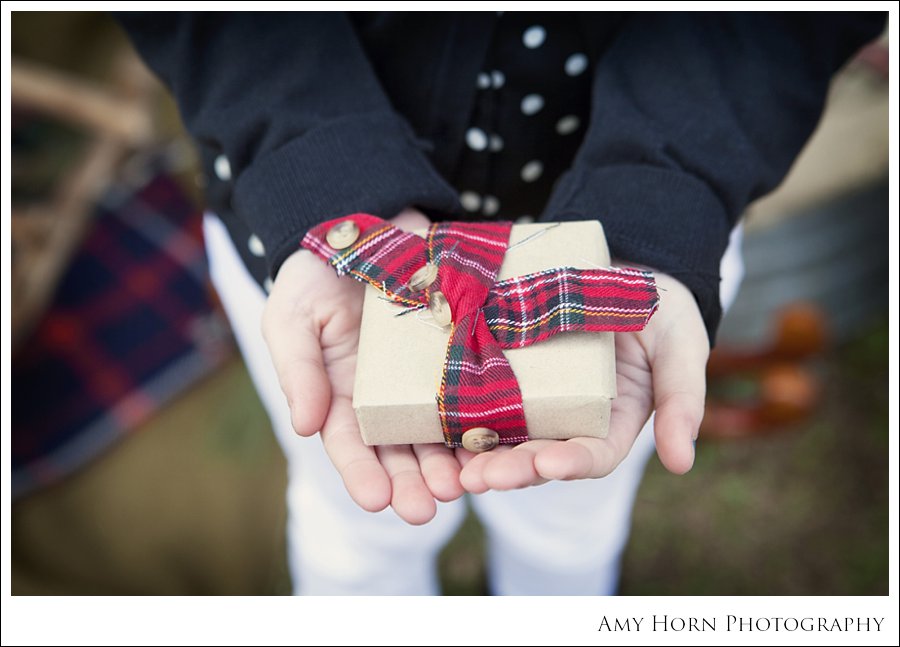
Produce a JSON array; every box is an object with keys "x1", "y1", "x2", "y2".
[
  {"x1": 470, "y1": 226, "x2": 745, "y2": 595},
  {"x1": 471, "y1": 428, "x2": 656, "y2": 595},
  {"x1": 203, "y1": 214, "x2": 467, "y2": 595}
]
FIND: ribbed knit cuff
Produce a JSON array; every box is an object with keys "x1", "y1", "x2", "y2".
[
  {"x1": 542, "y1": 164, "x2": 733, "y2": 343},
  {"x1": 232, "y1": 112, "x2": 461, "y2": 279}
]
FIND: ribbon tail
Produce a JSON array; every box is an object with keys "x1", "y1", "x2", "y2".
[
  {"x1": 437, "y1": 311, "x2": 528, "y2": 447},
  {"x1": 484, "y1": 266, "x2": 660, "y2": 349}
]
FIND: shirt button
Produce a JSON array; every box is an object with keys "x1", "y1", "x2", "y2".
[
  {"x1": 462, "y1": 427, "x2": 500, "y2": 452},
  {"x1": 214, "y1": 154, "x2": 231, "y2": 181},
  {"x1": 429, "y1": 291, "x2": 452, "y2": 326},
  {"x1": 325, "y1": 220, "x2": 360, "y2": 249},
  {"x1": 408, "y1": 263, "x2": 438, "y2": 292},
  {"x1": 247, "y1": 234, "x2": 265, "y2": 257}
]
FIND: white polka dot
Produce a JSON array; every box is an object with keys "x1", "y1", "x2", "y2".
[
  {"x1": 476, "y1": 72, "x2": 491, "y2": 89},
  {"x1": 516, "y1": 214, "x2": 536, "y2": 224},
  {"x1": 564, "y1": 53, "x2": 589, "y2": 76},
  {"x1": 460, "y1": 191, "x2": 481, "y2": 212},
  {"x1": 520, "y1": 94, "x2": 544, "y2": 116},
  {"x1": 247, "y1": 234, "x2": 265, "y2": 257},
  {"x1": 556, "y1": 115, "x2": 581, "y2": 135},
  {"x1": 214, "y1": 154, "x2": 231, "y2": 181},
  {"x1": 465, "y1": 127, "x2": 488, "y2": 151},
  {"x1": 491, "y1": 70, "x2": 505, "y2": 88},
  {"x1": 520, "y1": 160, "x2": 543, "y2": 183},
  {"x1": 489, "y1": 134, "x2": 504, "y2": 152},
  {"x1": 263, "y1": 277, "x2": 274, "y2": 294},
  {"x1": 523, "y1": 25, "x2": 546, "y2": 49},
  {"x1": 482, "y1": 195, "x2": 500, "y2": 216}
]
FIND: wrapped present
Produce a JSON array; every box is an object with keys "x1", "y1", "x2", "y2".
[{"x1": 302, "y1": 216, "x2": 657, "y2": 452}]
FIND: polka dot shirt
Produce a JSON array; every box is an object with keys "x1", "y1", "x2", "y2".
[{"x1": 451, "y1": 13, "x2": 592, "y2": 222}]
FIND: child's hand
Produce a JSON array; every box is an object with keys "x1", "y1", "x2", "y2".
[
  {"x1": 457, "y1": 269, "x2": 709, "y2": 492},
  {"x1": 262, "y1": 209, "x2": 465, "y2": 525}
]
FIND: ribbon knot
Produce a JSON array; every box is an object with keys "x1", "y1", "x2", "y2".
[{"x1": 302, "y1": 215, "x2": 658, "y2": 449}]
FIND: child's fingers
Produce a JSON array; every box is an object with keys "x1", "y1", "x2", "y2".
[
  {"x1": 459, "y1": 446, "x2": 514, "y2": 493},
  {"x1": 262, "y1": 310, "x2": 331, "y2": 437},
  {"x1": 534, "y1": 431, "x2": 635, "y2": 481},
  {"x1": 459, "y1": 441, "x2": 554, "y2": 492},
  {"x1": 413, "y1": 444, "x2": 465, "y2": 502},
  {"x1": 479, "y1": 440, "x2": 554, "y2": 490},
  {"x1": 320, "y1": 393, "x2": 392, "y2": 512},
  {"x1": 377, "y1": 445, "x2": 438, "y2": 525},
  {"x1": 533, "y1": 439, "x2": 599, "y2": 480}
]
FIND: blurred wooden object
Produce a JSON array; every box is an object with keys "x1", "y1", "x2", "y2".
[
  {"x1": 11, "y1": 49, "x2": 157, "y2": 351},
  {"x1": 702, "y1": 304, "x2": 828, "y2": 439}
]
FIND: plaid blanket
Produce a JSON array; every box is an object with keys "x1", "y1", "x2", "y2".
[{"x1": 12, "y1": 172, "x2": 233, "y2": 499}]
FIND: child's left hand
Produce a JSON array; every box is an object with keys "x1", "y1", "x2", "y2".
[{"x1": 456, "y1": 269, "x2": 709, "y2": 492}]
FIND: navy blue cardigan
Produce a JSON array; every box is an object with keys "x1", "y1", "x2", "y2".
[{"x1": 117, "y1": 11, "x2": 883, "y2": 340}]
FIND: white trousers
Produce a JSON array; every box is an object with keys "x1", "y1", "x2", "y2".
[{"x1": 204, "y1": 214, "x2": 744, "y2": 595}]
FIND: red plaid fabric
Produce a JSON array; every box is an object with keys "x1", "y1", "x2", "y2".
[
  {"x1": 302, "y1": 214, "x2": 658, "y2": 448},
  {"x1": 300, "y1": 213, "x2": 428, "y2": 309},
  {"x1": 425, "y1": 221, "x2": 529, "y2": 444},
  {"x1": 484, "y1": 266, "x2": 659, "y2": 348}
]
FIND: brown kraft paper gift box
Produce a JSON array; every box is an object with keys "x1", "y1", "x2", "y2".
[{"x1": 353, "y1": 220, "x2": 616, "y2": 446}]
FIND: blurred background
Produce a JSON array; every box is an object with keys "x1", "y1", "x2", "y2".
[{"x1": 10, "y1": 12, "x2": 890, "y2": 595}]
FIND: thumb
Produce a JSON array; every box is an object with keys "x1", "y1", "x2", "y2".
[
  {"x1": 264, "y1": 313, "x2": 331, "y2": 437},
  {"x1": 261, "y1": 253, "x2": 333, "y2": 437},
  {"x1": 649, "y1": 282, "x2": 709, "y2": 474}
]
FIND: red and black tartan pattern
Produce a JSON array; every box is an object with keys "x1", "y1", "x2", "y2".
[
  {"x1": 302, "y1": 214, "x2": 659, "y2": 448},
  {"x1": 300, "y1": 213, "x2": 429, "y2": 310},
  {"x1": 425, "y1": 221, "x2": 529, "y2": 445},
  {"x1": 483, "y1": 266, "x2": 659, "y2": 348}
]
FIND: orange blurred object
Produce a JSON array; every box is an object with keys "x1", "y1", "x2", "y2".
[
  {"x1": 701, "y1": 303, "x2": 827, "y2": 439},
  {"x1": 758, "y1": 363, "x2": 820, "y2": 425},
  {"x1": 770, "y1": 304, "x2": 829, "y2": 360}
]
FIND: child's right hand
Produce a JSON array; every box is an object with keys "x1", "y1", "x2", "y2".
[{"x1": 261, "y1": 209, "x2": 465, "y2": 525}]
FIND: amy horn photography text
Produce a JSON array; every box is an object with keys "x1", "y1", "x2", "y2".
[{"x1": 598, "y1": 616, "x2": 885, "y2": 633}]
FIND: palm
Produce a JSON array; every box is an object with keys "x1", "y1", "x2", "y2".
[{"x1": 457, "y1": 270, "x2": 708, "y2": 492}]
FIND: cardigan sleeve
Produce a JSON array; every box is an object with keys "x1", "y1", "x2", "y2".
[
  {"x1": 115, "y1": 11, "x2": 461, "y2": 278},
  {"x1": 541, "y1": 12, "x2": 884, "y2": 341}
]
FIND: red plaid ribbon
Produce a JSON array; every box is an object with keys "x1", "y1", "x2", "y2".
[{"x1": 301, "y1": 214, "x2": 659, "y2": 448}]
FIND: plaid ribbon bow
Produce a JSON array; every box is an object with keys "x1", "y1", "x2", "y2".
[{"x1": 301, "y1": 214, "x2": 658, "y2": 448}]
